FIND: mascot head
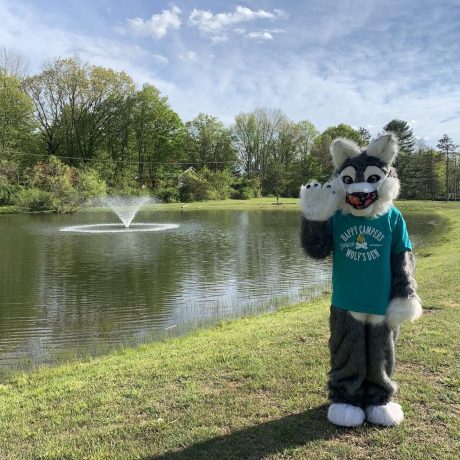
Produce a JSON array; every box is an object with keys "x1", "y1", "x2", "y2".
[{"x1": 330, "y1": 132, "x2": 400, "y2": 217}]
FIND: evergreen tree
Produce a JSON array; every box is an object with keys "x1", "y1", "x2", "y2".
[
  {"x1": 382, "y1": 119, "x2": 416, "y2": 154},
  {"x1": 437, "y1": 134, "x2": 458, "y2": 202},
  {"x1": 358, "y1": 127, "x2": 371, "y2": 145}
]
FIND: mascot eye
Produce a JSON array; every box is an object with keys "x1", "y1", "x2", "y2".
[
  {"x1": 342, "y1": 176, "x2": 354, "y2": 185},
  {"x1": 367, "y1": 175, "x2": 381, "y2": 183}
]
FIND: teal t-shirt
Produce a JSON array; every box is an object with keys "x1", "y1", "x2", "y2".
[{"x1": 330, "y1": 206, "x2": 412, "y2": 315}]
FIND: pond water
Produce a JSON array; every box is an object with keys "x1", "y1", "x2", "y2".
[{"x1": 0, "y1": 207, "x2": 436, "y2": 371}]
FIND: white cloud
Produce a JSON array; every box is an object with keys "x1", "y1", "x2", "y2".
[
  {"x1": 273, "y1": 9, "x2": 289, "y2": 20},
  {"x1": 247, "y1": 31, "x2": 274, "y2": 41},
  {"x1": 188, "y1": 6, "x2": 288, "y2": 41},
  {"x1": 246, "y1": 29, "x2": 286, "y2": 41},
  {"x1": 127, "y1": 5, "x2": 181, "y2": 39},
  {"x1": 179, "y1": 51, "x2": 198, "y2": 62},
  {"x1": 2, "y1": 0, "x2": 460, "y2": 145},
  {"x1": 153, "y1": 54, "x2": 169, "y2": 65}
]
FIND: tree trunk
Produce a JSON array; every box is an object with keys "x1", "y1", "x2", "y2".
[{"x1": 446, "y1": 151, "x2": 449, "y2": 202}]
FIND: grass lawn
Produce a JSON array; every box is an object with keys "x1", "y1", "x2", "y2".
[{"x1": 0, "y1": 200, "x2": 459, "y2": 459}]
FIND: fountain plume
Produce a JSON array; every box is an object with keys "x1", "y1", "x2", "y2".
[{"x1": 105, "y1": 196, "x2": 150, "y2": 228}]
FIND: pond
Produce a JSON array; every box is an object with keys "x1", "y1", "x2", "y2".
[{"x1": 0, "y1": 207, "x2": 437, "y2": 371}]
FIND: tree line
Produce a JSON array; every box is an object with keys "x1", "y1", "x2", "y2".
[{"x1": 0, "y1": 52, "x2": 459, "y2": 212}]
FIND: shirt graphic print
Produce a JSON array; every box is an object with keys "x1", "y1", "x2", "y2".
[{"x1": 330, "y1": 207, "x2": 412, "y2": 315}]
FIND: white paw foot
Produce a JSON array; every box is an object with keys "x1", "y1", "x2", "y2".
[
  {"x1": 366, "y1": 402, "x2": 404, "y2": 426},
  {"x1": 299, "y1": 179, "x2": 340, "y2": 221},
  {"x1": 327, "y1": 403, "x2": 366, "y2": 427}
]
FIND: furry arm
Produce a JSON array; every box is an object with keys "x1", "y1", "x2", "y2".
[
  {"x1": 301, "y1": 217, "x2": 333, "y2": 259},
  {"x1": 386, "y1": 251, "x2": 422, "y2": 328}
]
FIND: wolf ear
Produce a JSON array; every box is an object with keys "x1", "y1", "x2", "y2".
[
  {"x1": 330, "y1": 138, "x2": 361, "y2": 169},
  {"x1": 366, "y1": 132, "x2": 399, "y2": 165}
]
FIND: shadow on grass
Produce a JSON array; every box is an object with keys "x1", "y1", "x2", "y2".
[{"x1": 148, "y1": 405, "x2": 338, "y2": 460}]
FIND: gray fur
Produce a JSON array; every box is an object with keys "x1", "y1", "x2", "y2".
[
  {"x1": 391, "y1": 251, "x2": 417, "y2": 298},
  {"x1": 337, "y1": 151, "x2": 389, "y2": 178},
  {"x1": 328, "y1": 306, "x2": 398, "y2": 407},
  {"x1": 299, "y1": 132, "x2": 419, "y2": 421},
  {"x1": 300, "y1": 217, "x2": 333, "y2": 259}
]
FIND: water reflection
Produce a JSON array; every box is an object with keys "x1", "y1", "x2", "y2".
[{"x1": 0, "y1": 209, "x2": 433, "y2": 370}]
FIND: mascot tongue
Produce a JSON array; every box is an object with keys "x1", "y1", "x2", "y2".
[
  {"x1": 345, "y1": 182, "x2": 380, "y2": 210},
  {"x1": 346, "y1": 190, "x2": 379, "y2": 209}
]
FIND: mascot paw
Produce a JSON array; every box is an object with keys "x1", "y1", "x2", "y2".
[
  {"x1": 299, "y1": 180, "x2": 340, "y2": 221},
  {"x1": 366, "y1": 402, "x2": 404, "y2": 426},
  {"x1": 386, "y1": 296, "x2": 422, "y2": 329},
  {"x1": 327, "y1": 403, "x2": 365, "y2": 427}
]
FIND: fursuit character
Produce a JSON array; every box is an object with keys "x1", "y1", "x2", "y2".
[{"x1": 299, "y1": 132, "x2": 422, "y2": 427}]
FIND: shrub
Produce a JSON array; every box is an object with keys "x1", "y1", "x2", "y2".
[
  {"x1": 178, "y1": 168, "x2": 211, "y2": 202},
  {"x1": 152, "y1": 166, "x2": 182, "y2": 203},
  {"x1": 0, "y1": 160, "x2": 21, "y2": 205},
  {"x1": 23, "y1": 156, "x2": 107, "y2": 213},
  {"x1": 178, "y1": 167, "x2": 235, "y2": 202},
  {"x1": 202, "y1": 168, "x2": 234, "y2": 200},
  {"x1": 0, "y1": 175, "x2": 21, "y2": 205},
  {"x1": 16, "y1": 188, "x2": 53, "y2": 212},
  {"x1": 231, "y1": 177, "x2": 262, "y2": 200}
]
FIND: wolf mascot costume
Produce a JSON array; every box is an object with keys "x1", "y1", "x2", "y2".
[{"x1": 300, "y1": 133, "x2": 422, "y2": 427}]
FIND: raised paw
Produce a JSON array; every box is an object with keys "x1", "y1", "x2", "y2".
[{"x1": 299, "y1": 180, "x2": 340, "y2": 221}]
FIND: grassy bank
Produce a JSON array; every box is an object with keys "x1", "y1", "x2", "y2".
[
  {"x1": 0, "y1": 201, "x2": 459, "y2": 459},
  {"x1": 0, "y1": 197, "x2": 299, "y2": 216}
]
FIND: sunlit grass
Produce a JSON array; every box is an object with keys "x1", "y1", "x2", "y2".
[{"x1": 0, "y1": 200, "x2": 459, "y2": 459}]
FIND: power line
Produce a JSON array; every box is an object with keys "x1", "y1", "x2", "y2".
[{"x1": 0, "y1": 150, "x2": 238, "y2": 166}]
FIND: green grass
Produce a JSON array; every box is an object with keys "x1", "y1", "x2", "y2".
[
  {"x1": 0, "y1": 197, "x2": 299, "y2": 215},
  {"x1": 0, "y1": 200, "x2": 459, "y2": 459}
]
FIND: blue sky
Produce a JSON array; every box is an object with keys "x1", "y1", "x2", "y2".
[{"x1": 1, "y1": 0, "x2": 460, "y2": 144}]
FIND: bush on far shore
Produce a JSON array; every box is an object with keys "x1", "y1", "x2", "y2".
[{"x1": 18, "y1": 156, "x2": 107, "y2": 213}]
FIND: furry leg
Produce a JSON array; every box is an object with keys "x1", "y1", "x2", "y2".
[
  {"x1": 328, "y1": 403, "x2": 366, "y2": 427},
  {"x1": 366, "y1": 402, "x2": 404, "y2": 426},
  {"x1": 328, "y1": 307, "x2": 366, "y2": 405},
  {"x1": 364, "y1": 322, "x2": 398, "y2": 406}
]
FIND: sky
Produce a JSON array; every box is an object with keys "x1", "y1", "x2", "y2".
[{"x1": 1, "y1": 0, "x2": 460, "y2": 144}]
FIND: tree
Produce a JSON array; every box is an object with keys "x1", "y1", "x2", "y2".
[
  {"x1": 286, "y1": 119, "x2": 321, "y2": 193},
  {"x1": 185, "y1": 113, "x2": 236, "y2": 172},
  {"x1": 132, "y1": 84, "x2": 185, "y2": 188},
  {"x1": 233, "y1": 111, "x2": 259, "y2": 179},
  {"x1": 296, "y1": 120, "x2": 319, "y2": 160},
  {"x1": 437, "y1": 134, "x2": 458, "y2": 202},
  {"x1": 0, "y1": 46, "x2": 30, "y2": 80},
  {"x1": 395, "y1": 144, "x2": 444, "y2": 200},
  {"x1": 0, "y1": 72, "x2": 35, "y2": 160},
  {"x1": 310, "y1": 124, "x2": 363, "y2": 181},
  {"x1": 24, "y1": 58, "x2": 136, "y2": 160},
  {"x1": 263, "y1": 161, "x2": 289, "y2": 203},
  {"x1": 232, "y1": 108, "x2": 285, "y2": 180},
  {"x1": 358, "y1": 127, "x2": 371, "y2": 145},
  {"x1": 420, "y1": 148, "x2": 444, "y2": 200},
  {"x1": 383, "y1": 119, "x2": 416, "y2": 154}
]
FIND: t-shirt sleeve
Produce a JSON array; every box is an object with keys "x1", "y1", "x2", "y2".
[{"x1": 392, "y1": 212, "x2": 412, "y2": 253}]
